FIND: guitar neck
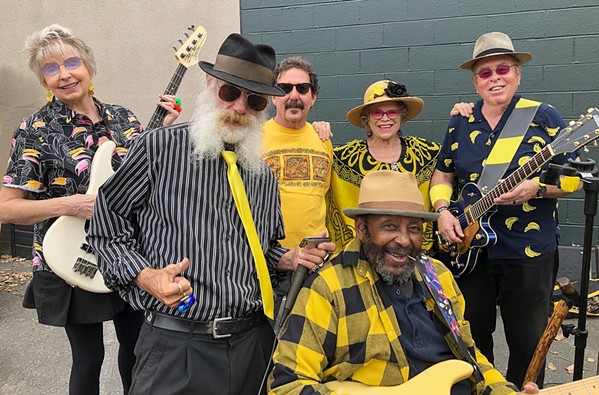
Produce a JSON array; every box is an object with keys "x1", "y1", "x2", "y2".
[
  {"x1": 467, "y1": 145, "x2": 554, "y2": 221},
  {"x1": 540, "y1": 375, "x2": 599, "y2": 394},
  {"x1": 146, "y1": 63, "x2": 188, "y2": 131}
]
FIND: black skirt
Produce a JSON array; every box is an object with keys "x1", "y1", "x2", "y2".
[{"x1": 23, "y1": 270, "x2": 126, "y2": 327}]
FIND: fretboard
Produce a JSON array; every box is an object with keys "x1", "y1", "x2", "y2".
[
  {"x1": 466, "y1": 145, "x2": 554, "y2": 222},
  {"x1": 146, "y1": 63, "x2": 187, "y2": 131}
]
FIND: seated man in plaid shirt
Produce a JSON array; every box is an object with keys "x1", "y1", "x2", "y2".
[{"x1": 268, "y1": 171, "x2": 539, "y2": 395}]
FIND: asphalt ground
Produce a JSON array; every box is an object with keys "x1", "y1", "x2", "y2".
[{"x1": 1, "y1": 257, "x2": 598, "y2": 394}]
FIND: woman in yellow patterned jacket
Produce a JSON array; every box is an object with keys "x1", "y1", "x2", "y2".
[{"x1": 326, "y1": 80, "x2": 441, "y2": 250}]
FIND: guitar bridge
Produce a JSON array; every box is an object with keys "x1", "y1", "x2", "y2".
[{"x1": 73, "y1": 257, "x2": 99, "y2": 278}]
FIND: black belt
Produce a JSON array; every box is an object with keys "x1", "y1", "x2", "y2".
[{"x1": 144, "y1": 310, "x2": 266, "y2": 339}]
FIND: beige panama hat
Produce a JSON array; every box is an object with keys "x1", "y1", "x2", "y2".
[
  {"x1": 460, "y1": 31, "x2": 532, "y2": 70},
  {"x1": 346, "y1": 80, "x2": 424, "y2": 128},
  {"x1": 344, "y1": 171, "x2": 439, "y2": 222}
]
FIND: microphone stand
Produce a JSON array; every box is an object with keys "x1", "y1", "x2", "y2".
[
  {"x1": 571, "y1": 168, "x2": 599, "y2": 381},
  {"x1": 258, "y1": 265, "x2": 310, "y2": 394}
]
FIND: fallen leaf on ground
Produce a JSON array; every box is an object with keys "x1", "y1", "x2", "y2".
[
  {"x1": 547, "y1": 362, "x2": 557, "y2": 371},
  {"x1": 567, "y1": 364, "x2": 575, "y2": 374},
  {"x1": 588, "y1": 357, "x2": 596, "y2": 363},
  {"x1": 0, "y1": 267, "x2": 32, "y2": 295},
  {"x1": 555, "y1": 333, "x2": 565, "y2": 341}
]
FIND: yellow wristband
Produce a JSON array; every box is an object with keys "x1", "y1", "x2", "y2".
[{"x1": 430, "y1": 184, "x2": 453, "y2": 206}]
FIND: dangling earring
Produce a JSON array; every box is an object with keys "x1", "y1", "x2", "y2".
[
  {"x1": 46, "y1": 90, "x2": 53, "y2": 104},
  {"x1": 367, "y1": 130, "x2": 373, "y2": 138},
  {"x1": 89, "y1": 81, "x2": 95, "y2": 95}
]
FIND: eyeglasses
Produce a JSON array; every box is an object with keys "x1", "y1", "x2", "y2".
[
  {"x1": 42, "y1": 57, "x2": 82, "y2": 76},
  {"x1": 474, "y1": 64, "x2": 517, "y2": 79},
  {"x1": 277, "y1": 83, "x2": 313, "y2": 95},
  {"x1": 218, "y1": 84, "x2": 268, "y2": 112},
  {"x1": 370, "y1": 109, "x2": 401, "y2": 120}
]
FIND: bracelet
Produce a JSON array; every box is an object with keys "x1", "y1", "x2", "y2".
[{"x1": 436, "y1": 206, "x2": 449, "y2": 213}]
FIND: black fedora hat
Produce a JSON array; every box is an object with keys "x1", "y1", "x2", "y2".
[{"x1": 199, "y1": 33, "x2": 285, "y2": 96}]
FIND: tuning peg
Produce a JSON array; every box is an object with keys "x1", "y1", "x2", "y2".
[
  {"x1": 188, "y1": 25, "x2": 195, "y2": 30},
  {"x1": 197, "y1": 32, "x2": 204, "y2": 38},
  {"x1": 172, "y1": 45, "x2": 178, "y2": 51},
  {"x1": 569, "y1": 120, "x2": 576, "y2": 126},
  {"x1": 178, "y1": 38, "x2": 184, "y2": 44},
  {"x1": 184, "y1": 32, "x2": 189, "y2": 38}
]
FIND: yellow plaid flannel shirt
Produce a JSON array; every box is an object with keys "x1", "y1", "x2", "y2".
[{"x1": 268, "y1": 238, "x2": 519, "y2": 395}]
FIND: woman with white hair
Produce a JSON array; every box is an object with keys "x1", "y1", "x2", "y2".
[{"x1": 0, "y1": 24, "x2": 179, "y2": 394}]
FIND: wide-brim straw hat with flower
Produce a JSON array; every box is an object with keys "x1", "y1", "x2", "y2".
[
  {"x1": 346, "y1": 80, "x2": 424, "y2": 128},
  {"x1": 460, "y1": 31, "x2": 532, "y2": 70}
]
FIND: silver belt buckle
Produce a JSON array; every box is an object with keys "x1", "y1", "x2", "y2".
[{"x1": 212, "y1": 316, "x2": 233, "y2": 338}]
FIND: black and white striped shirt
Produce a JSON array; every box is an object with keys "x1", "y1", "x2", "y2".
[{"x1": 87, "y1": 123, "x2": 287, "y2": 320}]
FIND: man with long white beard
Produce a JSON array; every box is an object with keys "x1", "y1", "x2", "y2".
[
  {"x1": 86, "y1": 33, "x2": 335, "y2": 395},
  {"x1": 269, "y1": 170, "x2": 540, "y2": 395}
]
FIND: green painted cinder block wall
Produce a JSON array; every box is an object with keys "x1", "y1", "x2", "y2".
[{"x1": 240, "y1": 0, "x2": 599, "y2": 246}]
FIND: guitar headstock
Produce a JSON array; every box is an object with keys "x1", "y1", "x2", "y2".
[
  {"x1": 552, "y1": 107, "x2": 599, "y2": 155},
  {"x1": 173, "y1": 25, "x2": 207, "y2": 69}
]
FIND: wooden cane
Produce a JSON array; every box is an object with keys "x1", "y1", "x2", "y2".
[{"x1": 522, "y1": 300, "x2": 570, "y2": 387}]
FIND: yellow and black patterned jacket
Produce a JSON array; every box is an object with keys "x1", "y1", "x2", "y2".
[{"x1": 268, "y1": 238, "x2": 519, "y2": 395}]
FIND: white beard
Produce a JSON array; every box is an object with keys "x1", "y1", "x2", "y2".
[{"x1": 188, "y1": 78, "x2": 268, "y2": 176}]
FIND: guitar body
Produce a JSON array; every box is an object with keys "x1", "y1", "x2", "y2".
[
  {"x1": 43, "y1": 141, "x2": 116, "y2": 293},
  {"x1": 436, "y1": 183, "x2": 497, "y2": 277},
  {"x1": 325, "y1": 359, "x2": 474, "y2": 395}
]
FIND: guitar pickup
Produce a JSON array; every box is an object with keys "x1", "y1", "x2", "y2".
[
  {"x1": 80, "y1": 243, "x2": 94, "y2": 254},
  {"x1": 73, "y1": 257, "x2": 98, "y2": 278}
]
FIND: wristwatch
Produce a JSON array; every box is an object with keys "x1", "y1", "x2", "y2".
[{"x1": 536, "y1": 182, "x2": 547, "y2": 198}]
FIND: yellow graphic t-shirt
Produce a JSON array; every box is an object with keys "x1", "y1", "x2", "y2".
[{"x1": 262, "y1": 119, "x2": 333, "y2": 248}]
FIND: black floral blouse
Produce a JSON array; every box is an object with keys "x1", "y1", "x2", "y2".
[{"x1": 3, "y1": 97, "x2": 142, "y2": 271}]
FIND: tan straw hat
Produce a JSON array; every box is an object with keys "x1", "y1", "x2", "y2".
[
  {"x1": 346, "y1": 80, "x2": 424, "y2": 128},
  {"x1": 460, "y1": 31, "x2": 532, "y2": 70},
  {"x1": 343, "y1": 171, "x2": 439, "y2": 222}
]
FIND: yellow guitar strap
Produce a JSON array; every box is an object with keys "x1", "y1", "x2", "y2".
[
  {"x1": 221, "y1": 150, "x2": 274, "y2": 320},
  {"x1": 478, "y1": 98, "x2": 541, "y2": 193}
]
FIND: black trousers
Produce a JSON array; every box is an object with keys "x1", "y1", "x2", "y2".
[
  {"x1": 129, "y1": 318, "x2": 275, "y2": 395},
  {"x1": 65, "y1": 304, "x2": 144, "y2": 395},
  {"x1": 456, "y1": 250, "x2": 554, "y2": 389}
]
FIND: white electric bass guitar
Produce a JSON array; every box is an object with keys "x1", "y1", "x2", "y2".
[
  {"x1": 42, "y1": 26, "x2": 207, "y2": 293},
  {"x1": 325, "y1": 359, "x2": 599, "y2": 394},
  {"x1": 43, "y1": 141, "x2": 116, "y2": 293}
]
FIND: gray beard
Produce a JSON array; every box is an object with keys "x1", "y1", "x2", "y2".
[
  {"x1": 187, "y1": 78, "x2": 268, "y2": 176},
  {"x1": 362, "y1": 233, "x2": 420, "y2": 286}
]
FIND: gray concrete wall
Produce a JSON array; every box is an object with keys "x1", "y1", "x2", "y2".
[
  {"x1": 240, "y1": 0, "x2": 599, "y2": 246},
  {"x1": 0, "y1": 0, "x2": 241, "y2": 234}
]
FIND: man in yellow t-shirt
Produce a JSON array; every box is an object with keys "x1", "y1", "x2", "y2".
[
  {"x1": 263, "y1": 57, "x2": 332, "y2": 249},
  {"x1": 262, "y1": 57, "x2": 333, "y2": 311}
]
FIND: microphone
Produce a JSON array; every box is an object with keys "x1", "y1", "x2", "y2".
[
  {"x1": 284, "y1": 263, "x2": 309, "y2": 313},
  {"x1": 274, "y1": 264, "x2": 309, "y2": 336}
]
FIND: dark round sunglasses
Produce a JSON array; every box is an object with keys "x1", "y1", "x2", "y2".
[
  {"x1": 276, "y1": 83, "x2": 313, "y2": 95},
  {"x1": 218, "y1": 84, "x2": 268, "y2": 112},
  {"x1": 42, "y1": 57, "x2": 82, "y2": 76}
]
